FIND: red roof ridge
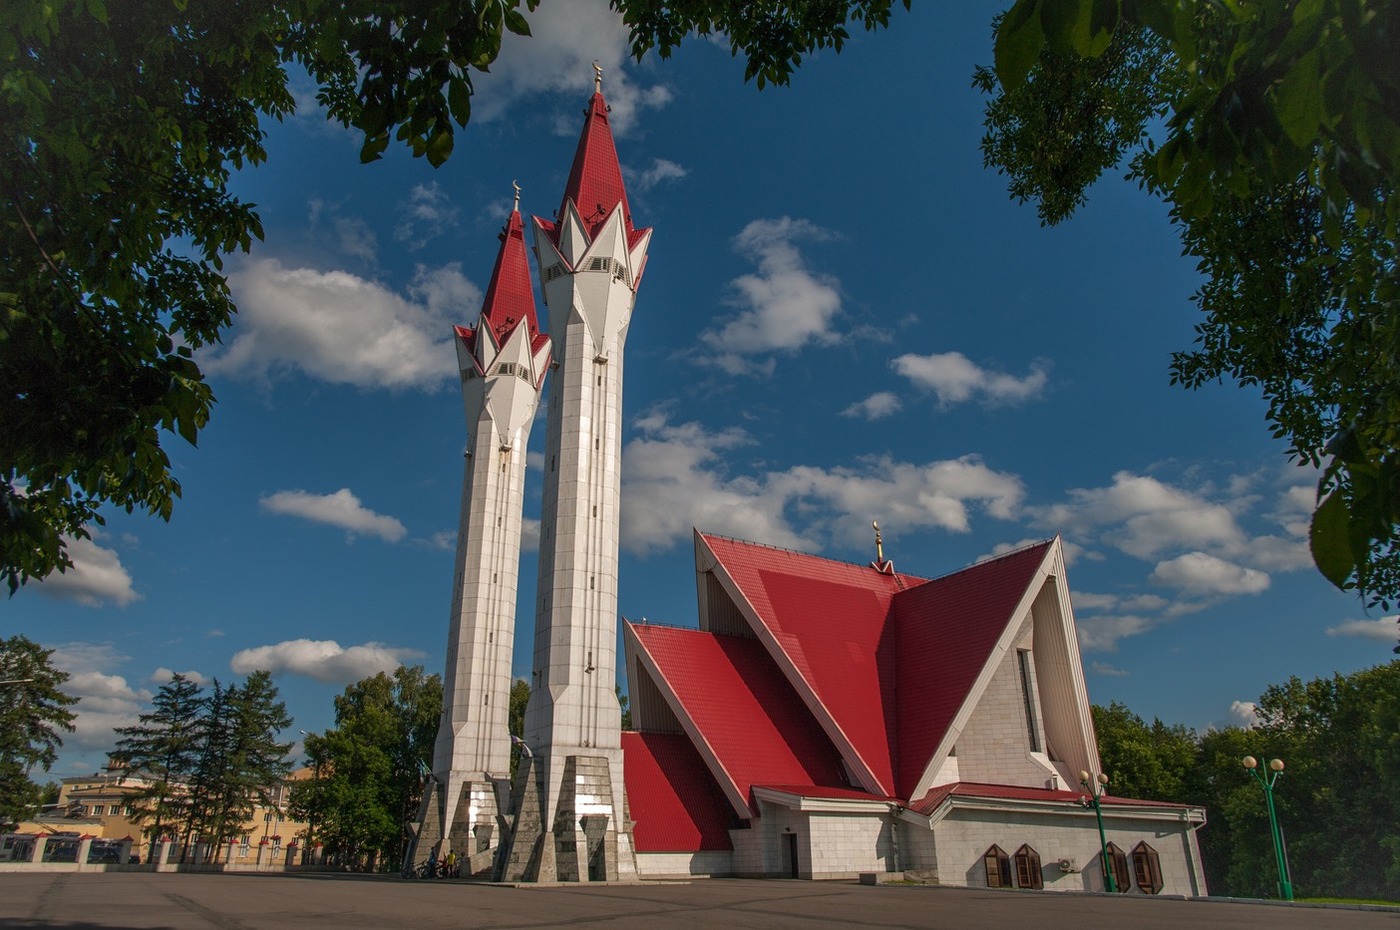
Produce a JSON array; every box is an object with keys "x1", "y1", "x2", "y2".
[
  {"x1": 911, "y1": 537, "x2": 1057, "y2": 590},
  {"x1": 698, "y1": 530, "x2": 928, "y2": 586}
]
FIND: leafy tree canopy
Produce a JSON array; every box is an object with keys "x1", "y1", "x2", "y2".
[
  {"x1": 980, "y1": 0, "x2": 1400, "y2": 619},
  {"x1": 292, "y1": 665, "x2": 441, "y2": 871},
  {"x1": 0, "y1": 0, "x2": 539, "y2": 591},
  {"x1": 0, "y1": 635, "x2": 78, "y2": 823}
]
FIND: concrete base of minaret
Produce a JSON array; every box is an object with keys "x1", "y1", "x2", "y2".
[
  {"x1": 497, "y1": 752, "x2": 637, "y2": 883},
  {"x1": 412, "y1": 777, "x2": 510, "y2": 876}
]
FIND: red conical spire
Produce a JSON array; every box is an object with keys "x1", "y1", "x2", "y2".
[
  {"x1": 560, "y1": 91, "x2": 634, "y2": 243},
  {"x1": 480, "y1": 185, "x2": 540, "y2": 345}
]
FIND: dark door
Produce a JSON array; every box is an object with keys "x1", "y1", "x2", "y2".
[{"x1": 785, "y1": 833, "x2": 799, "y2": 879}]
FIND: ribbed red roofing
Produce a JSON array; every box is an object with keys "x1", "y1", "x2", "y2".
[
  {"x1": 479, "y1": 208, "x2": 539, "y2": 344},
  {"x1": 629, "y1": 623, "x2": 847, "y2": 811},
  {"x1": 546, "y1": 92, "x2": 651, "y2": 257},
  {"x1": 891, "y1": 542, "x2": 1051, "y2": 796},
  {"x1": 622, "y1": 731, "x2": 734, "y2": 852},
  {"x1": 700, "y1": 534, "x2": 924, "y2": 797},
  {"x1": 562, "y1": 93, "x2": 628, "y2": 240}
]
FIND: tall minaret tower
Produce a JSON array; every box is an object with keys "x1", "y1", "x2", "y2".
[
  {"x1": 417, "y1": 186, "x2": 552, "y2": 874},
  {"x1": 500, "y1": 67, "x2": 652, "y2": 883}
]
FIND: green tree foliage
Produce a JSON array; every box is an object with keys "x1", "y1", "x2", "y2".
[
  {"x1": 1091, "y1": 701, "x2": 1196, "y2": 800},
  {"x1": 0, "y1": 635, "x2": 77, "y2": 824},
  {"x1": 614, "y1": 0, "x2": 911, "y2": 88},
  {"x1": 182, "y1": 672, "x2": 292, "y2": 857},
  {"x1": 509, "y1": 678, "x2": 529, "y2": 779},
  {"x1": 112, "y1": 672, "x2": 204, "y2": 844},
  {"x1": 0, "y1": 0, "x2": 538, "y2": 591},
  {"x1": 291, "y1": 666, "x2": 441, "y2": 871},
  {"x1": 980, "y1": 0, "x2": 1400, "y2": 618},
  {"x1": 1094, "y1": 661, "x2": 1400, "y2": 900}
]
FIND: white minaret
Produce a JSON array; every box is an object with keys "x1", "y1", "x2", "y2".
[
  {"x1": 418, "y1": 187, "x2": 552, "y2": 874},
  {"x1": 500, "y1": 68, "x2": 651, "y2": 883}
]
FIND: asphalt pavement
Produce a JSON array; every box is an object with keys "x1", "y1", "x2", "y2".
[{"x1": 2, "y1": 872, "x2": 1396, "y2": 929}]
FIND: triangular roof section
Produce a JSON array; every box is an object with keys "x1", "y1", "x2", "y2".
[
  {"x1": 891, "y1": 540, "x2": 1055, "y2": 797},
  {"x1": 624, "y1": 622, "x2": 848, "y2": 816},
  {"x1": 695, "y1": 532, "x2": 925, "y2": 797},
  {"x1": 621, "y1": 732, "x2": 734, "y2": 852}
]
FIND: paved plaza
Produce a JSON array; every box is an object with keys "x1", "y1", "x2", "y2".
[{"x1": 1, "y1": 874, "x2": 1396, "y2": 929}]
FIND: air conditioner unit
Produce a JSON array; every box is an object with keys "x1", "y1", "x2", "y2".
[{"x1": 1057, "y1": 858, "x2": 1079, "y2": 872}]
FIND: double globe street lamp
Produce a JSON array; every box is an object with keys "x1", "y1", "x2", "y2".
[
  {"x1": 1242, "y1": 756, "x2": 1293, "y2": 900},
  {"x1": 1079, "y1": 770, "x2": 1116, "y2": 893}
]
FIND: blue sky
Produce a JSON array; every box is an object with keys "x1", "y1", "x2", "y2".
[{"x1": 11, "y1": 2, "x2": 1394, "y2": 777}]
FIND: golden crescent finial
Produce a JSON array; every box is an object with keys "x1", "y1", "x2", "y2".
[
  {"x1": 512, "y1": 179, "x2": 521, "y2": 211},
  {"x1": 593, "y1": 60, "x2": 603, "y2": 93},
  {"x1": 873, "y1": 520, "x2": 884, "y2": 565}
]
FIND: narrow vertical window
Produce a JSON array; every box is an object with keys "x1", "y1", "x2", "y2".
[
  {"x1": 1017, "y1": 650, "x2": 1039, "y2": 752},
  {"x1": 1013, "y1": 844, "x2": 1043, "y2": 889},
  {"x1": 1105, "y1": 842, "x2": 1130, "y2": 892},
  {"x1": 983, "y1": 844, "x2": 1011, "y2": 888},
  {"x1": 1131, "y1": 842, "x2": 1163, "y2": 894}
]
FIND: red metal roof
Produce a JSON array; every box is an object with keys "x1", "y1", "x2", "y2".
[
  {"x1": 544, "y1": 92, "x2": 652, "y2": 258},
  {"x1": 890, "y1": 542, "x2": 1052, "y2": 796},
  {"x1": 479, "y1": 208, "x2": 539, "y2": 344},
  {"x1": 622, "y1": 731, "x2": 734, "y2": 852},
  {"x1": 700, "y1": 534, "x2": 924, "y2": 796},
  {"x1": 628, "y1": 623, "x2": 848, "y2": 812}
]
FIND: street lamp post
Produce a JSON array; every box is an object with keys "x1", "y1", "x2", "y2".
[
  {"x1": 1079, "y1": 770, "x2": 1117, "y2": 893},
  {"x1": 1242, "y1": 756, "x2": 1293, "y2": 901}
]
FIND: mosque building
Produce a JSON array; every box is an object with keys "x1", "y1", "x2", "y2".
[{"x1": 415, "y1": 70, "x2": 1208, "y2": 894}]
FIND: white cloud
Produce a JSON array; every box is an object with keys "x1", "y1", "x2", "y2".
[
  {"x1": 1091, "y1": 662, "x2": 1131, "y2": 677},
  {"x1": 893, "y1": 351, "x2": 1048, "y2": 406},
  {"x1": 1073, "y1": 591, "x2": 1168, "y2": 613},
  {"x1": 1037, "y1": 471, "x2": 1248, "y2": 561},
  {"x1": 1229, "y1": 700, "x2": 1260, "y2": 728},
  {"x1": 620, "y1": 414, "x2": 1024, "y2": 555},
  {"x1": 700, "y1": 218, "x2": 842, "y2": 372},
  {"x1": 309, "y1": 199, "x2": 378, "y2": 262},
  {"x1": 230, "y1": 639, "x2": 425, "y2": 683},
  {"x1": 1149, "y1": 551, "x2": 1270, "y2": 596},
  {"x1": 522, "y1": 517, "x2": 541, "y2": 553},
  {"x1": 260, "y1": 488, "x2": 408, "y2": 542},
  {"x1": 985, "y1": 536, "x2": 1088, "y2": 566},
  {"x1": 1076, "y1": 614, "x2": 1156, "y2": 652},
  {"x1": 469, "y1": 4, "x2": 671, "y2": 134},
  {"x1": 34, "y1": 535, "x2": 140, "y2": 608},
  {"x1": 631, "y1": 158, "x2": 688, "y2": 190},
  {"x1": 842, "y1": 392, "x2": 902, "y2": 420},
  {"x1": 149, "y1": 667, "x2": 208, "y2": 686},
  {"x1": 211, "y1": 258, "x2": 473, "y2": 390},
  {"x1": 48, "y1": 643, "x2": 151, "y2": 754},
  {"x1": 395, "y1": 182, "x2": 460, "y2": 249},
  {"x1": 1326, "y1": 615, "x2": 1399, "y2": 642}
]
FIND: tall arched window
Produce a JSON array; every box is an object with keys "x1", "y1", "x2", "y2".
[
  {"x1": 983, "y1": 844, "x2": 1012, "y2": 888},
  {"x1": 1013, "y1": 844, "x2": 1043, "y2": 890},
  {"x1": 1105, "y1": 841, "x2": 1130, "y2": 892},
  {"x1": 1132, "y1": 841, "x2": 1164, "y2": 894}
]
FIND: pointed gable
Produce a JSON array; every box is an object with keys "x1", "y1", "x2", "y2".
[
  {"x1": 479, "y1": 208, "x2": 540, "y2": 345},
  {"x1": 626, "y1": 622, "x2": 847, "y2": 814},
  {"x1": 891, "y1": 541, "x2": 1054, "y2": 797},
  {"x1": 699, "y1": 534, "x2": 924, "y2": 797}
]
